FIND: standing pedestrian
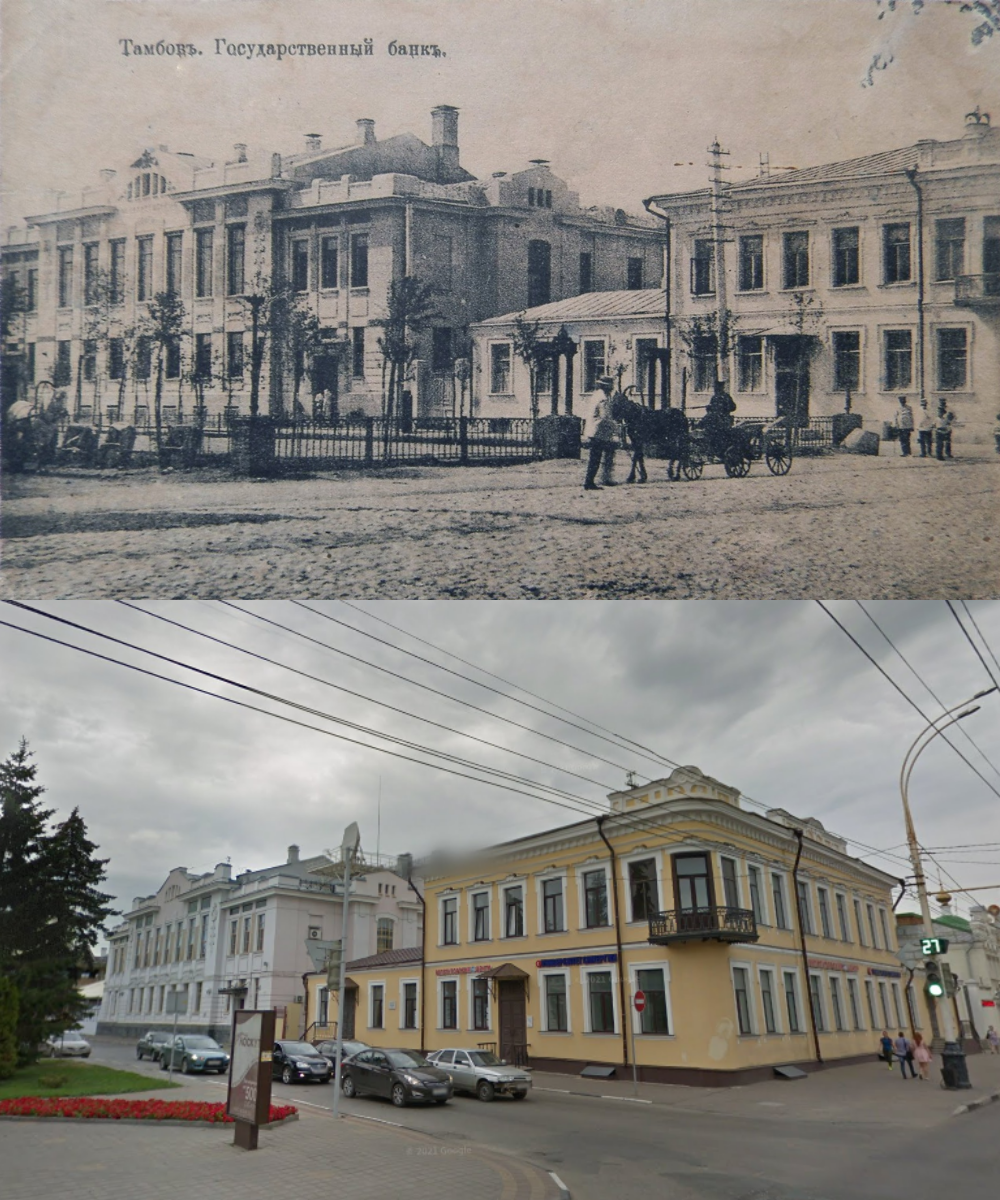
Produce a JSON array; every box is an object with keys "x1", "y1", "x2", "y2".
[
  {"x1": 986, "y1": 1025, "x2": 1000, "y2": 1054},
  {"x1": 912, "y1": 1032, "x2": 933, "y2": 1081},
  {"x1": 935, "y1": 400, "x2": 954, "y2": 460},
  {"x1": 896, "y1": 396, "x2": 914, "y2": 456},
  {"x1": 893, "y1": 1031, "x2": 916, "y2": 1078},
  {"x1": 879, "y1": 1030, "x2": 895, "y2": 1070},
  {"x1": 917, "y1": 399, "x2": 934, "y2": 458},
  {"x1": 583, "y1": 376, "x2": 619, "y2": 491}
]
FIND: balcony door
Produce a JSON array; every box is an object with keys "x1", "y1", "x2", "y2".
[{"x1": 672, "y1": 853, "x2": 715, "y2": 934}]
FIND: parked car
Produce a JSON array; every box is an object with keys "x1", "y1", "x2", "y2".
[
  {"x1": 426, "y1": 1048, "x2": 531, "y2": 1101},
  {"x1": 314, "y1": 1038, "x2": 370, "y2": 1069},
  {"x1": 41, "y1": 1032, "x2": 91, "y2": 1058},
  {"x1": 136, "y1": 1031, "x2": 173, "y2": 1062},
  {"x1": 159, "y1": 1035, "x2": 230, "y2": 1074},
  {"x1": 271, "y1": 1040, "x2": 333, "y2": 1085},
  {"x1": 341, "y1": 1047, "x2": 453, "y2": 1107}
]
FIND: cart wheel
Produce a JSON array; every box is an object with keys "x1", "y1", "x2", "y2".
[
  {"x1": 766, "y1": 442, "x2": 793, "y2": 475},
  {"x1": 723, "y1": 445, "x2": 752, "y2": 478},
  {"x1": 681, "y1": 458, "x2": 704, "y2": 481}
]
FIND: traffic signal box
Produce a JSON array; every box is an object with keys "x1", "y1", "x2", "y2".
[{"x1": 924, "y1": 960, "x2": 945, "y2": 999}]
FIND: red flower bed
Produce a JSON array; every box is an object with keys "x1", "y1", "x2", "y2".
[{"x1": 0, "y1": 1097, "x2": 297, "y2": 1123}]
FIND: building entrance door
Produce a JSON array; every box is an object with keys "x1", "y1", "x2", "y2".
[
  {"x1": 773, "y1": 337, "x2": 810, "y2": 426},
  {"x1": 497, "y1": 980, "x2": 527, "y2": 1066},
  {"x1": 311, "y1": 355, "x2": 339, "y2": 420}
]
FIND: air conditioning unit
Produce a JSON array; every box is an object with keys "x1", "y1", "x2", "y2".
[
  {"x1": 293, "y1": 994, "x2": 304, "y2": 1004},
  {"x1": 308, "y1": 927, "x2": 322, "y2": 939}
]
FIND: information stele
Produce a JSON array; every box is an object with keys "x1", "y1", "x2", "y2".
[{"x1": 226, "y1": 1009, "x2": 275, "y2": 1150}]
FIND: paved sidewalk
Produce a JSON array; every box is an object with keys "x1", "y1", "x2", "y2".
[
  {"x1": 534, "y1": 1048, "x2": 1000, "y2": 1128},
  {"x1": 0, "y1": 1102, "x2": 563, "y2": 1200}
]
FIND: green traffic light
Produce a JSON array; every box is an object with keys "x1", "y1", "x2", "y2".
[{"x1": 927, "y1": 981, "x2": 944, "y2": 998}]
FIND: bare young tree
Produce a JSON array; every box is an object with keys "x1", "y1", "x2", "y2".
[
  {"x1": 511, "y1": 313, "x2": 547, "y2": 419},
  {"x1": 143, "y1": 291, "x2": 187, "y2": 462},
  {"x1": 371, "y1": 276, "x2": 442, "y2": 423}
]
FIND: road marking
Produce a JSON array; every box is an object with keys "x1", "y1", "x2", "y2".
[
  {"x1": 536, "y1": 1087, "x2": 571, "y2": 1094},
  {"x1": 344, "y1": 1111, "x2": 406, "y2": 1128},
  {"x1": 293, "y1": 1098, "x2": 333, "y2": 1110},
  {"x1": 549, "y1": 1170, "x2": 571, "y2": 1199},
  {"x1": 600, "y1": 1095, "x2": 652, "y2": 1104}
]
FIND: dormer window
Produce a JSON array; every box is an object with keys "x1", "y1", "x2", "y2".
[
  {"x1": 128, "y1": 172, "x2": 169, "y2": 201},
  {"x1": 527, "y1": 187, "x2": 553, "y2": 209}
]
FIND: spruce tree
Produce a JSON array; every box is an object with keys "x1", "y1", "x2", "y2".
[{"x1": 0, "y1": 978, "x2": 18, "y2": 1079}]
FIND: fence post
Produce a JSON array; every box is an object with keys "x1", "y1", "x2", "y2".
[
  {"x1": 364, "y1": 418, "x2": 374, "y2": 466},
  {"x1": 459, "y1": 415, "x2": 469, "y2": 465}
]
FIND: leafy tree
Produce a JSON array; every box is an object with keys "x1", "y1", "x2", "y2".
[
  {"x1": 143, "y1": 291, "x2": 187, "y2": 460},
  {"x1": 275, "y1": 300, "x2": 325, "y2": 415},
  {"x1": 0, "y1": 978, "x2": 17, "y2": 1079},
  {"x1": 371, "y1": 276, "x2": 442, "y2": 423},
  {"x1": 511, "y1": 313, "x2": 549, "y2": 419},
  {"x1": 0, "y1": 274, "x2": 27, "y2": 343}
]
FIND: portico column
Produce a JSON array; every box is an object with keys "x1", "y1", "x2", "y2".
[
  {"x1": 550, "y1": 352, "x2": 560, "y2": 416},
  {"x1": 564, "y1": 348, "x2": 576, "y2": 416}
]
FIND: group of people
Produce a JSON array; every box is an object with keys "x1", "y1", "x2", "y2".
[
  {"x1": 893, "y1": 396, "x2": 958, "y2": 461},
  {"x1": 878, "y1": 1030, "x2": 933, "y2": 1080}
]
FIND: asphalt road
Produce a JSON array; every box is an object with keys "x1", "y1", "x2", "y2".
[{"x1": 88, "y1": 1037, "x2": 999, "y2": 1200}]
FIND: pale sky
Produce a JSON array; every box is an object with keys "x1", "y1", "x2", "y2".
[
  {"x1": 2, "y1": 600, "x2": 999, "y2": 941},
  {"x1": 2, "y1": 0, "x2": 997, "y2": 226}
]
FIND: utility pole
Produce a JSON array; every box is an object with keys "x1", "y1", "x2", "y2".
[
  {"x1": 708, "y1": 139, "x2": 731, "y2": 387},
  {"x1": 331, "y1": 822, "x2": 360, "y2": 1118}
]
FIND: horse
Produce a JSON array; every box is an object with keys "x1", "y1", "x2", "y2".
[{"x1": 612, "y1": 391, "x2": 657, "y2": 483}]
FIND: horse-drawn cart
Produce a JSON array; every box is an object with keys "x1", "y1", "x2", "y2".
[{"x1": 671, "y1": 418, "x2": 793, "y2": 480}]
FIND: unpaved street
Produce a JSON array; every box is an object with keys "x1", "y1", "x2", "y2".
[{"x1": 2, "y1": 452, "x2": 998, "y2": 598}]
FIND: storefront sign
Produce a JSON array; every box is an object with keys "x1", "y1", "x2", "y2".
[
  {"x1": 867, "y1": 967, "x2": 901, "y2": 979},
  {"x1": 435, "y1": 964, "x2": 493, "y2": 976},
  {"x1": 807, "y1": 958, "x2": 859, "y2": 973},
  {"x1": 535, "y1": 953, "x2": 618, "y2": 968}
]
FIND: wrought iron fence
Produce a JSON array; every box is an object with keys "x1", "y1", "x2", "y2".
[{"x1": 648, "y1": 906, "x2": 758, "y2": 944}]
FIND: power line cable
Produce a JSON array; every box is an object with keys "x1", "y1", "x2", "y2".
[
  {"x1": 963, "y1": 602, "x2": 1000, "y2": 682},
  {"x1": 950, "y1": 600, "x2": 1000, "y2": 692}
]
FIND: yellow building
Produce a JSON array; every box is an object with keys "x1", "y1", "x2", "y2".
[{"x1": 308, "y1": 767, "x2": 930, "y2": 1085}]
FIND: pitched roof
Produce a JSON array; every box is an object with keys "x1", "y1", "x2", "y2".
[
  {"x1": 733, "y1": 144, "x2": 921, "y2": 190},
  {"x1": 478, "y1": 288, "x2": 667, "y2": 327},
  {"x1": 346, "y1": 946, "x2": 422, "y2": 971},
  {"x1": 934, "y1": 914, "x2": 972, "y2": 932}
]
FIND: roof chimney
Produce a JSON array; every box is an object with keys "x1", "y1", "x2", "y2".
[
  {"x1": 964, "y1": 107, "x2": 991, "y2": 137},
  {"x1": 287, "y1": 844, "x2": 300, "y2": 864},
  {"x1": 100, "y1": 168, "x2": 117, "y2": 182},
  {"x1": 430, "y1": 105, "x2": 460, "y2": 181},
  {"x1": 304, "y1": 133, "x2": 322, "y2": 153},
  {"x1": 233, "y1": 143, "x2": 248, "y2": 163},
  {"x1": 357, "y1": 118, "x2": 376, "y2": 146}
]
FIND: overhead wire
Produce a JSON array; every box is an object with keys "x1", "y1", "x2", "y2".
[
  {"x1": 962, "y1": 602, "x2": 1000, "y2": 682},
  {"x1": 949, "y1": 600, "x2": 1000, "y2": 693}
]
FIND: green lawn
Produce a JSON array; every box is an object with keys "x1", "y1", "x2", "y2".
[{"x1": 0, "y1": 1061, "x2": 181, "y2": 1100}]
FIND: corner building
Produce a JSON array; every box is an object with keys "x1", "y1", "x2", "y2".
[{"x1": 333, "y1": 767, "x2": 930, "y2": 1085}]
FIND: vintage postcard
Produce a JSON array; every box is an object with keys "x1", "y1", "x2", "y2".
[{"x1": 1, "y1": 0, "x2": 997, "y2": 598}]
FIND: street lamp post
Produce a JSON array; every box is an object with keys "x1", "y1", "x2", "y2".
[
  {"x1": 899, "y1": 688, "x2": 996, "y2": 1089},
  {"x1": 331, "y1": 822, "x2": 360, "y2": 1119}
]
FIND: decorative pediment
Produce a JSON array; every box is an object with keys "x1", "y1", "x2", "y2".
[{"x1": 131, "y1": 150, "x2": 160, "y2": 169}]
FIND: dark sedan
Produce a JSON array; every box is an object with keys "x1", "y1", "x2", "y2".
[
  {"x1": 341, "y1": 1047, "x2": 452, "y2": 1107},
  {"x1": 136, "y1": 1031, "x2": 172, "y2": 1062},
  {"x1": 160, "y1": 1035, "x2": 230, "y2": 1074},
  {"x1": 314, "y1": 1038, "x2": 369, "y2": 1069},
  {"x1": 271, "y1": 1040, "x2": 332, "y2": 1085}
]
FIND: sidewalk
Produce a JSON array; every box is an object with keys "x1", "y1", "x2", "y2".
[
  {"x1": 534, "y1": 1049, "x2": 1000, "y2": 1129},
  {"x1": 0, "y1": 1100, "x2": 563, "y2": 1200}
]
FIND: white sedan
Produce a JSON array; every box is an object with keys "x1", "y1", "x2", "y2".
[
  {"x1": 42, "y1": 1032, "x2": 92, "y2": 1058},
  {"x1": 426, "y1": 1048, "x2": 531, "y2": 1101}
]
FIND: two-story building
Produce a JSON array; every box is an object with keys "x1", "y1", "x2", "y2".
[
  {"x1": 98, "y1": 844, "x2": 421, "y2": 1041},
  {"x1": 308, "y1": 766, "x2": 931, "y2": 1085}
]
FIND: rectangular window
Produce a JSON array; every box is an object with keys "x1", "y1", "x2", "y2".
[
  {"x1": 692, "y1": 335, "x2": 717, "y2": 393},
  {"x1": 891, "y1": 983, "x2": 904, "y2": 1029},
  {"x1": 320, "y1": 236, "x2": 339, "y2": 289},
  {"x1": 350, "y1": 233, "x2": 369, "y2": 288},
  {"x1": 371, "y1": 984, "x2": 384, "y2": 1029},
  {"x1": 291, "y1": 240, "x2": 309, "y2": 292},
  {"x1": 579, "y1": 251, "x2": 593, "y2": 294},
  {"x1": 318, "y1": 987, "x2": 329, "y2": 1027},
  {"x1": 796, "y1": 881, "x2": 814, "y2": 935},
  {"x1": 195, "y1": 229, "x2": 214, "y2": 298},
  {"x1": 737, "y1": 336, "x2": 763, "y2": 392},
  {"x1": 854, "y1": 899, "x2": 866, "y2": 947},
  {"x1": 935, "y1": 218, "x2": 965, "y2": 281},
  {"x1": 783, "y1": 231, "x2": 809, "y2": 288},
  {"x1": 627, "y1": 257, "x2": 643, "y2": 290},
  {"x1": 879, "y1": 908, "x2": 892, "y2": 951},
  {"x1": 472, "y1": 892, "x2": 490, "y2": 941},
  {"x1": 432, "y1": 327, "x2": 453, "y2": 374},
  {"x1": 226, "y1": 225, "x2": 245, "y2": 295},
  {"x1": 166, "y1": 232, "x2": 183, "y2": 296},
  {"x1": 165, "y1": 337, "x2": 181, "y2": 380},
  {"x1": 227, "y1": 331, "x2": 244, "y2": 379},
  {"x1": 490, "y1": 342, "x2": 512, "y2": 393},
  {"x1": 817, "y1": 888, "x2": 832, "y2": 938},
  {"x1": 691, "y1": 239, "x2": 715, "y2": 295},
  {"x1": 136, "y1": 237, "x2": 153, "y2": 301},
  {"x1": 866, "y1": 903, "x2": 879, "y2": 949},
  {"x1": 878, "y1": 981, "x2": 891, "y2": 1029},
  {"x1": 403, "y1": 982, "x2": 418, "y2": 1028},
  {"x1": 771, "y1": 874, "x2": 789, "y2": 929},
  {"x1": 187, "y1": 920, "x2": 197, "y2": 960},
  {"x1": 27, "y1": 267, "x2": 38, "y2": 311},
  {"x1": 583, "y1": 339, "x2": 606, "y2": 392},
  {"x1": 884, "y1": 329, "x2": 913, "y2": 390},
  {"x1": 84, "y1": 243, "x2": 100, "y2": 305},
  {"x1": 747, "y1": 865, "x2": 764, "y2": 924},
  {"x1": 836, "y1": 894, "x2": 850, "y2": 942},
  {"x1": 720, "y1": 858, "x2": 740, "y2": 909},
  {"x1": 636, "y1": 968, "x2": 670, "y2": 1035},
  {"x1": 58, "y1": 246, "x2": 73, "y2": 308},
  {"x1": 504, "y1": 885, "x2": 524, "y2": 937},
  {"x1": 25, "y1": 343, "x2": 35, "y2": 385},
  {"x1": 110, "y1": 240, "x2": 126, "y2": 304},
  {"x1": 527, "y1": 239, "x2": 551, "y2": 307},
  {"x1": 848, "y1": 978, "x2": 864, "y2": 1030},
  {"x1": 733, "y1": 967, "x2": 754, "y2": 1035},
  {"x1": 832, "y1": 331, "x2": 861, "y2": 392},
  {"x1": 241, "y1": 916, "x2": 251, "y2": 954},
  {"x1": 351, "y1": 325, "x2": 365, "y2": 378},
  {"x1": 809, "y1": 974, "x2": 825, "y2": 1032},
  {"x1": 82, "y1": 339, "x2": 97, "y2": 382},
  {"x1": 588, "y1": 971, "x2": 615, "y2": 1033},
  {"x1": 135, "y1": 336, "x2": 152, "y2": 381},
  {"x1": 738, "y1": 234, "x2": 764, "y2": 291},
  {"x1": 937, "y1": 328, "x2": 967, "y2": 390},
  {"x1": 674, "y1": 853, "x2": 712, "y2": 910},
  {"x1": 583, "y1": 869, "x2": 609, "y2": 928},
  {"x1": 884, "y1": 223, "x2": 911, "y2": 284},
  {"x1": 473, "y1": 977, "x2": 489, "y2": 1031},
  {"x1": 759, "y1": 969, "x2": 777, "y2": 1034},
  {"x1": 829, "y1": 977, "x2": 846, "y2": 1031},
  {"x1": 907, "y1": 984, "x2": 921, "y2": 1030},
  {"x1": 255, "y1": 913, "x2": 265, "y2": 952},
  {"x1": 195, "y1": 333, "x2": 212, "y2": 380},
  {"x1": 441, "y1": 980, "x2": 458, "y2": 1029},
  {"x1": 229, "y1": 919, "x2": 237, "y2": 955},
  {"x1": 628, "y1": 859, "x2": 658, "y2": 922},
  {"x1": 442, "y1": 897, "x2": 458, "y2": 945},
  {"x1": 53, "y1": 340, "x2": 72, "y2": 387},
  {"x1": 543, "y1": 878, "x2": 564, "y2": 933},
  {"x1": 545, "y1": 974, "x2": 568, "y2": 1032},
  {"x1": 832, "y1": 227, "x2": 860, "y2": 287},
  {"x1": 199, "y1": 915, "x2": 208, "y2": 959}
]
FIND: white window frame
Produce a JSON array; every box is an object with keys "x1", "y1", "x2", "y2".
[
  {"x1": 879, "y1": 907, "x2": 893, "y2": 952},
  {"x1": 796, "y1": 879, "x2": 815, "y2": 936},
  {"x1": 747, "y1": 862, "x2": 768, "y2": 926},
  {"x1": 865, "y1": 978, "x2": 878, "y2": 1029},
  {"x1": 437, "y1": 976, "x2": 460, "y2": 1032},
  {"x1": 488, "y1": 340, "x2": 513, "y2": 395},
  {"x1": 854, "y1": 897, "x2": 867, "y2": 947},
  {"x1": 581, "y1": 337, "x2": 609, "y2": 394},
  {"x1": 808, "y1": 972, "x2": 827, "y2": 1033},
  {"x1": 835, "y1": 892, "x2": 851, "y2": 942},
  {"x1": 770, "y1": 871, "x2": 791, "y2": 930},
  {"x1": 536, "y1": 871, "x2": 568, "y2": 935},
  {"x1": 375, "y1": 914, "x2": 397, "y2": 953},
  {"x1": 816, "y1": 886, "x2": 833, "y2": 939},
  {"x1": 756, "y1": 965, "x2": 780, "y2": 1034},
  {"x1": 368, "y1": 980, "x2": 387, "y2": 1030},
  {"x1": 628, "y1": 960, "x2": 673, "y2": 1038},
  {"x1": 847, "y1": 976, "x2": 864, "y2": 1031},
  {"x1": 468, "y1": 973, "x2": 492, "y2": 1034},
  {"x1": 500, "y1": 877, "x2": 527, "y2": 940},
  {"x1": 468, "y1": 888, "x2": 492, "y2": 944},
  {"x1": 730, "y1": 960, "x2": 758, "y2": 1036},
  {"x1": 575, "y1": 861, "x2": 612, "y2": 931},
  {"x1": 828, "y1": 974, "x2": 847, "y2": 1032},
  {"x1": 439, "y1": 891, "x2": 460, "y2": 947},
  {"x1": 891, "y1": 981, "x2": 905, "y2": 1029},
  {"x1": 582, "y1": 963, "x2": 619, "y2": 1035},
  {"x1": 621, "y1": 849, "x2": 663, "y2": 926},
  {"x1": 719, "y1": 855, "x2": 743, "y2": 910},
  {"x1": 866, "y1": 902, "x2": 880, "y2": 949},
  {"x1": 399, "y1": 977, "x2": 419, "y2": 1031},
  {"x1": 539, "y1": 968, "x2": 572, "y2": 1034}
]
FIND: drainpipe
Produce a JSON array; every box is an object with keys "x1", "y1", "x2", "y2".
[
  {"x1": 904, "y1": 168, "x2": 926, "y2": 403},
  {"x1": 301, "y1": 972, "x2": 310, "y2": 1040},
  {"x1": 596, "y1": 816, "x2": 630, "y2": 1071},
  {"x1": 791, "y1": 829, "x2": 822, "y2": 1064},
  {"x1": 643, "y1": 198, "x2": 672, "y2": 408},
  {"x1": 407, "y1": 871, "x2": 427, "y2": 1054}
]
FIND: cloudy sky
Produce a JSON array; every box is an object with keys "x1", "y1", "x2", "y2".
[
  {"x1": 2, "y1": 0, "x2": 997, "y2": 223},
  {"x1": 2, "y1": 600, "x2": 999, "y2": 942}
]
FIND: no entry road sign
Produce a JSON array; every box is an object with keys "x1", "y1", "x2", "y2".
[{"x1": 633, "y1": 990, "x2": 646, "y2": 1013}]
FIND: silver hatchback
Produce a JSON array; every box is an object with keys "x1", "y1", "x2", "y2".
[{"x1": 427, "y1": 1048, "x2": 531, "y2": 1101}]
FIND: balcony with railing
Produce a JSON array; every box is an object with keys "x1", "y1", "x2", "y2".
[
  {"x1": 954, "y1": 274, "x2": 1000, "y2": 309},
  {"x1": 648, "y1": 906, "x2": 759, "y2": 946}
]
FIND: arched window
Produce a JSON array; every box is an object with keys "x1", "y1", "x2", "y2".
[{"x1": 376, "y1": 917, "x2": 394, "y2": 953}]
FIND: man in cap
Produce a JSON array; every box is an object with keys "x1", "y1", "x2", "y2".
[
  {"x1": 583, "y1": 376, "x2": 619, "y2": 490},
  {"x1": 895, "y1": 396, "x2": 914, "y2": 456}
]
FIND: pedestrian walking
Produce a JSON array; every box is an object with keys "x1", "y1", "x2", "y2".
[
  {"x1": 879, "y1": 1031, "x2": 895, "y2": 1070},
  {"x1": 935, "y1": 400, "x2": 954, "y2": 460},
  {"x1": 896, "y1": 396, "x2": 914, "y2": 456},
  {"x1": 912, "y1": 1032, "x2": 933, "y2": 1081},
  {"x1": 893, "y1": 1031, "x2": 916, "y2": 1079},
  {"x1": 917, "y1": 399, "x2": 934, "y2": 458},
  {"x1": 583, "y1": 376, "x2": 620, "y2": 491},
  {"x1": 986, "y1": 1025, "x2": 1000, "y2": 1054}
]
